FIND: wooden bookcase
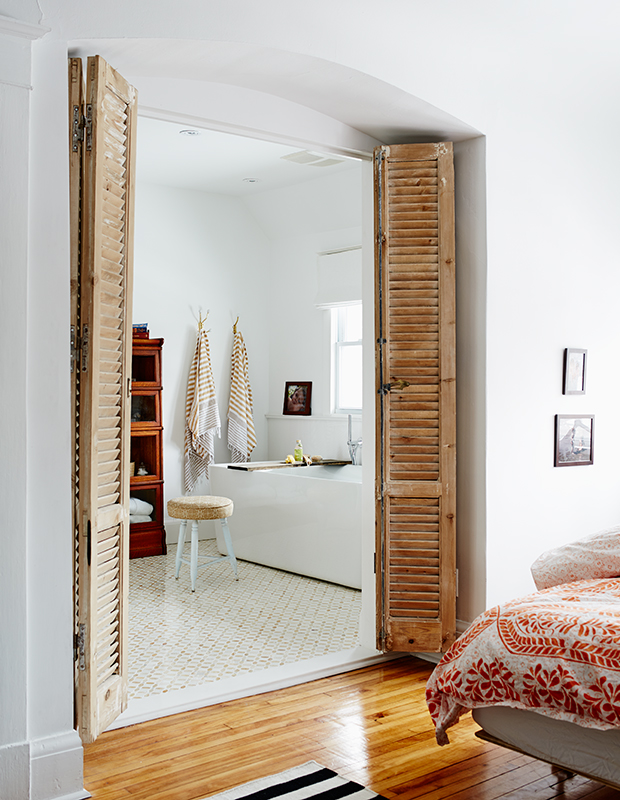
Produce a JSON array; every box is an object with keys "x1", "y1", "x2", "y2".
[{"x1": 130, "y1": 336, "x2": 167, "y2": 558}]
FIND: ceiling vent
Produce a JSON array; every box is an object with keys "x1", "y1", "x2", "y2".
[{"x1": 281, "y1": 150, "x2": 345, "y2": 167}]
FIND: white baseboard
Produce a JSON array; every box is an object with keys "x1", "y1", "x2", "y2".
[
  {"x1": 0, "y1": 740, "x2": 30, "y2": 800},
  {"x1": 456, "y1": 617, "x2": 471, "y2": 635},
  {"x1": 413, "y1": 651, "x2": 442, "y2": 664},
  {"x1": 1, "y1": 731, "x2": 89, "y2": 800},
  {"x1": 31, "y1": 730, "x2": 89, "y2": 800}
]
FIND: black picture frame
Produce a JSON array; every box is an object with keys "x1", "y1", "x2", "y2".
[
  {"x1": 554, "y1": 414, "x2": 594, "y2": 467},
  {"x1": 563, "y1": 348, "x2": 587, "y2": 395},
  {"x1": 283, "y1": 382, "x2": 312, "y2": 416}
]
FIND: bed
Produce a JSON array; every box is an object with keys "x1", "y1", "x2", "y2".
[{"x1": 426, "y1": 525, "x2": 620, "y2": 789}]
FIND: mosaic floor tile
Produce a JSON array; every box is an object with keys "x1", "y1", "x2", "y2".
[{"x1": 128, "y1": 540, "x2": 362, "y2": 699}]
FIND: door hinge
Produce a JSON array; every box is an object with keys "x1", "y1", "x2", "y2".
[
  {"x1": 70, "y1": 325, "x2": 79, "y2": 373},
  {"x1": 72, "y1": 105, "x2": 83, "y2": 152},
  {"x1": 71, "y1": 325, "x2": 89, "y2": 372},
  {"x1": 81, "y1": 325, "x2": 89, "y2": 372},
  {"x1": 72, "y1": 104, "x2": 93, "y2": 152},
  {"x1": 85, "y1": 104, "x2": 93, "y2": 150},
  {"x1": 75, "y1": 624, "x2": 86, "y2": 671},
  {"x1": 456, "y1": 568, "x2": 459, "y2": 598}
]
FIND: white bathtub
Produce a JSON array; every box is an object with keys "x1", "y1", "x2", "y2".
[{"x1": 209, "y1": 463, "x2": 362, "y2": 589}]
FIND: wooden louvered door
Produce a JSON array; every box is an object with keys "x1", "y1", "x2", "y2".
[
  {"x1": 70, "y1": 56, "x2": 137, "y2": 742},
  {"x1": 375, "y1": 143, "x2": 456, "y2": 654}
]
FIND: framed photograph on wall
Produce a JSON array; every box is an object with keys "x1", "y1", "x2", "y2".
[
  {"x1": 554, "y1": 414, "x2": 594, "y2": 467},
  {"x1": 563, "y1": 348, "x2": 587, "y2": 395},
  {"x1": 283, "y1": 382, "x2": 312, "y2": 416}
]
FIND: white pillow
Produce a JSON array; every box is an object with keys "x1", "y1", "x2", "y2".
[{"x1": 531, "y1": 525, "x2": 620, "y2": 590}]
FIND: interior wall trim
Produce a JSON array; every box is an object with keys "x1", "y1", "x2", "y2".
[
  {"x1": 138, "y1": 104, "x2": 373, "y2": 162},
  {"x1": 0, "y1": 77, "x2": 32, "y2": 90},
  {"x1": 0, "y1": 13, "x2": 50, "y2": 39}
]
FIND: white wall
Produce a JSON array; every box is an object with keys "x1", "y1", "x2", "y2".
[
  {"x1": 133, "y1": 165, "x2": 364, "y2": 529},
  {"x1": 5, "y1": 2, "x2": 620, "y2": 797},
  {"x1": 0, "y1": 20, "x2": 87, "y2": 800},
  {"x1": 453, "y1": 137, "x2": 488, "y2": 624},
  {"x1": 133, "y1": 182, "x2": 272, "y2": 535},
  {"x1": 0, "y1": 30, "x2": 32, "y2": 800},
  {"x1": 243, "y1": 166, "x2": 363, "y2": 460}
]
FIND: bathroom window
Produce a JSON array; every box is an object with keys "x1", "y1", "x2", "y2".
[{"x1": 332, "y1": 303, "x2": 362, "y2": 413}]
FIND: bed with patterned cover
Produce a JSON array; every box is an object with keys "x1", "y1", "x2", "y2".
[{"x1": 426, "y1": 525, "x2": 620, "y2": 788}]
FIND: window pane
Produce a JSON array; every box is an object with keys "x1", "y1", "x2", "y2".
[
  {"x1": 341, "y1": 304, "x2": 362, "y2": 342},
  {"x1": 338, "y1": 344, "x2": 363, "y2": 409}
]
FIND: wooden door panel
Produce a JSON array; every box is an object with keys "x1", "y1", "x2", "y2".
[
  {"x1": 71, "y1": 55, "x2": 137, "y2": 743},
  {"x1": 375, "y1": 143, "x2": 456, "y2": 654}
]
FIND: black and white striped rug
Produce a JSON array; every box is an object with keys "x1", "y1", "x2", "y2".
[{"x1": 203, "y1": 762, "x2": 387, "y2": 800}]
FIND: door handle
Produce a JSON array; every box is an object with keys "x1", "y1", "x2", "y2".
[{"x1": 380, "y1": 380, "x2": 411, "y2": 394}]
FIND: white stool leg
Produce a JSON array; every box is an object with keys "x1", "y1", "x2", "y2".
[
  {"x1": 190, "y1": 520, "x2": 199, "y2": 591},
  {"x1": 220, "y1": 518, "x2": 238, "y2": 579},
  {"x1": 175, "y1": 520, "x2": 187, "y2": 578}
]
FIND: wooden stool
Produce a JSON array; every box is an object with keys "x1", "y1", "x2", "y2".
[{"x1": 167, "y1": 496, "x2": 238, "y2": 591}]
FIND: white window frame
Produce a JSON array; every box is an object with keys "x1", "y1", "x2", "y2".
[{"x1": 331, "y1": 303, "x2": 363, "y2": 415}]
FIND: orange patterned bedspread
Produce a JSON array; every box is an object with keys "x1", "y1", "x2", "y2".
[{"x1": 426, "y1": 578, "x2": 620, "y2": 745}]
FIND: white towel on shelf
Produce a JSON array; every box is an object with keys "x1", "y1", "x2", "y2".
[
  {"x1": 184, "y1": 326, "x2": 221, "y2": 492},
  {"x1": 227, "y1": 328, "x2": 257, "y2": 463},
  {"x1": 129, "y1": 497, "x2": 154, "y2": 515},
  {"x1": 130, "y1": 514, "x2": 152, "y2": 524}
]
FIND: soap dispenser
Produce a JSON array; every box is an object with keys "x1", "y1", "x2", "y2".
[{"x1": 294, "y1": 439, "x2": 303, "y2": 461}]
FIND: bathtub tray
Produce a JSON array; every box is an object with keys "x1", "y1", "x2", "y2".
[{"x1": 228, "y1": 459, "x2": 351, "y2": 471}]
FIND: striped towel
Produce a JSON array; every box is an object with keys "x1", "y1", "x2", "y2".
[
  {"x1": 184, "y1": 327, "x2": 221, "y2": 492},
  {"x1": 227, "y1": 328, "x2": 256, "y2": 463}
]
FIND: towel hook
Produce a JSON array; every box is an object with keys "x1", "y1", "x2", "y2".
[
  {"x1": 198, "y1": 310, "x2": 210, "y2": 332},
  {"x1": 233, "y1": 316, "x2": 239, "y2": 334}
]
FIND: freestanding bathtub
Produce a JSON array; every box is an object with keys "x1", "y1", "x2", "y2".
[{"x1": 209, "y1": 463, "x2": 362, "y2": 589}]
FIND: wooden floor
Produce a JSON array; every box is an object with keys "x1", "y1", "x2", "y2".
[{"x1": 83, "y1": 657, "x2": 619, "y2": 800}]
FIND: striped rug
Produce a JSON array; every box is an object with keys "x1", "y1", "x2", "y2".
[{"x1": 203, "y1": 762, "x2": 387, "y2": 800}]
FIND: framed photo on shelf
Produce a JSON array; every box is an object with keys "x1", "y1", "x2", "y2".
[
  {"x1": 563, "y1": 348, "x2": 587, "y2": 395},
  {"x1": 283, "y1": 382, "x2": 312, "y2": 416},
  {"x1": 554, "y1": 414, "x2": 594, "y2": 467}
]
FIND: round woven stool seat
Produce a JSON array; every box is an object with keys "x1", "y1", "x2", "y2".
[{"x1": 167, "y1": 495, "x2": 233, "y2": 521}]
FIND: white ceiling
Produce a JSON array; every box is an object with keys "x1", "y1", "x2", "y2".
[{"x1": 136, "y1": 115, "x2": 361, "y2": 196}]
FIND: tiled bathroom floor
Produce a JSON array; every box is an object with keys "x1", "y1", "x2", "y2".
[{"x1": 128, "y1": 539, "x2": 362, "y2": 699}]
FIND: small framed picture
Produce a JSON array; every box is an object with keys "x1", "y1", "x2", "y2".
[
  {"x1": 554, "y1": 414, "x2": 594, "y2": 467},
  {"x1": 283, "y1": 382, "x2": 312, "y2": 416},
  {"x1": 563, "y1": 348, "x2": 587, "y2": 395}
]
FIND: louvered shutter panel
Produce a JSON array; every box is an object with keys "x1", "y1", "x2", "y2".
[
  {"x1": 375, "y1": 143, "x2": 456, "y2": 654},
  {"x1": 71, "y1": 56, "x2": 137, "y2": 743}
]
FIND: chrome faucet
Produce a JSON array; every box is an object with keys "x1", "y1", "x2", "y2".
[{"x1": 347, "y1": 414, "x2": 362, "y2": 465}]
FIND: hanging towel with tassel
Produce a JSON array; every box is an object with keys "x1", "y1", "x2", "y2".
[
  {"x1": 184, "y1": 326, "x2": 221, "y2": 492},
  {"x1": 227, "y1": 327, "x2": 257, "y2": 462}
]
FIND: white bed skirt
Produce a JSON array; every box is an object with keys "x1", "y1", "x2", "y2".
[{"x1": 473, "y1": 706, "x2": 620, "y2": 788}]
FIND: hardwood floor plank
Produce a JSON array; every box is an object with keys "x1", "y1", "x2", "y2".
[{"x1": 83, "y1": 657, "x2": 618, "y2": 800}]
